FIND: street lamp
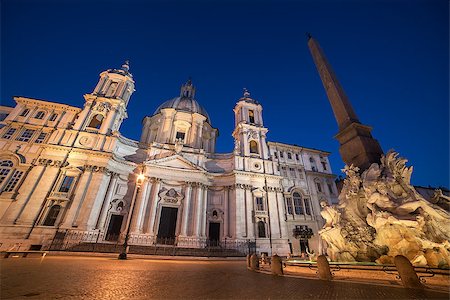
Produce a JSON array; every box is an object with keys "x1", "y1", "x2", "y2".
[{"x1": 118, "y1": 172, "x2": 145, "y2": 260}]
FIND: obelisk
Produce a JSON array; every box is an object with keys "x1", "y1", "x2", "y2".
[{"x1": 307, "y1": 35, "x2": 383, "y2": 171}]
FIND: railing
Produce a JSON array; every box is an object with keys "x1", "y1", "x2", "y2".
[{"x1": 48, "y1": 230, "x2": 256, "y2": 257}]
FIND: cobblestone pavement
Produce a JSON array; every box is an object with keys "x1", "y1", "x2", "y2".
[{"x1": 1, "y1": 256, "x2": 449, "y2": 299}]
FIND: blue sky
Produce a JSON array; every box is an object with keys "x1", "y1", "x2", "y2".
[{"x1": 1, "y1": 0, "x2": 448, "y2": 188}]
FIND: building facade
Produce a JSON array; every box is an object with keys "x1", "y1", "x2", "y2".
[{"x1": 0, "y1": 62, "x2": 337, "y2": 256}]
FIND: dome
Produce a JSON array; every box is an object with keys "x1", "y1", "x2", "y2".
[
  {"x1": 153, "y1": 96, "x2": 211, "y2": 123},
  {"x1": 153, "y1": 79, "x2": 211, "y2": 123}
]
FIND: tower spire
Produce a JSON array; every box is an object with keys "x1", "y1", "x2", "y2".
[{"x1": 308, "y1": 36, "x2": 383, "y2": 171}]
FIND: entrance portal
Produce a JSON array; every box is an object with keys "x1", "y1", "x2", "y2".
[
  {"x1": 208, "y1": 222, "x2": 220, "y2": 246},
  {"x1": 157, "y1": 207, "x2": 178, "y2": 245},
  {"x1": 106, "y1": 214, "x2": 123, "y2": 241}
]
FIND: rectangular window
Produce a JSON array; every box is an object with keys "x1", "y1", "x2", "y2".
[
  {"x1": 287, "y1": 152, "x2": 292, "y2": 159},
  {"x1": 280, "y1": 152, "x2": 284, "y2": 158},
  {"x1": 321, "y1": 161, "x2": 327, "y2": 171},
  {"x1": 256, "y1": 197, "x2": 264, "y2": 211},
  {"x1": 2, "y1": 128, "x2": 16, "y2": 140},
  {"x1": 3, "y1": 170, "x2": 23, "y2": 192},
  {"x1": 294, "y1": 198, "x2": 304, "y2": 215},
  {"x1": 248, "y1": 110, "x2": 255, "y2": 123},
  {"x1": 58, "y1": 176, "x2": 75, "y2": 193},
  {"x1": 286, "y1": 198, "x2": 293, "y2": 215},
  {"x1": 289, "y1": 168, "x2": 296, "y2": 177},
  {"x1": 276, "y1": 165, "x2": 280, "y2": 171},
  {"x1": 304, "y1": 199, "x2": 311, "y2": 215},
  {"x1": 327, "y1": 183, "x2": 333, "y2": 194},
  {"x1": 295, "y1": 153, "x2": 300, "y2": 160},
  {"x1": 274, "y1": 152, "x2": 278, "y2": 159},
  {"x1": 16, "y1": 129, "x2": 35, "y2": 142},
  {"x1": 35, "y1": 132, "x2": 47, "y2": 144},
  {"x1": 281, "y1": 167, "x2": 287, "y2": 176},
  {"x1": 316, "y1": 182, "x2": 322, "y2": 192},
  {"x1": 175, "y1": 131, "x2": 185, "y2": 140}
]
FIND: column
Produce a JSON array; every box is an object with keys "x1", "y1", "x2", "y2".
[
  {"x1": 96, "y1": 173, "x2": 119, "y2": 230},
  {"x1": 195, "y1": 184, "x2": 204, "y2": 237},
  {"x1": 100, "y1": 107, "x2": 118, "y2": 134},
  {"x1": 63, "y1": 168, "x2": 93, "y2": 228},
  {"x1": 223, "y1": 186, "x2": 229, "y2": 238},
  {"x1": 147, "y1": 178, "x2": 161, "y2": 235},
  {"x1": 201, "y1": 185, "x2": 208, "y2": 237},
  {"x1": 180, "y1": 182, "x2": 192, "y2": 236},
  {"x1": 246, "y1": 187, "x2": 255, "y2": 238},
  {"x1": 130, "y1": 177, "x2": 151, "y2": 233}
]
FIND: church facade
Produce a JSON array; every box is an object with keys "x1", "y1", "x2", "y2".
[{"x1": 0, "y1": 62, "x2": 338, "y2": 256}]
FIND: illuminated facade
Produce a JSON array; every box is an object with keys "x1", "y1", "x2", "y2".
[{"x1": 0, "y1": 62, "x2": 337, "y2": 256}]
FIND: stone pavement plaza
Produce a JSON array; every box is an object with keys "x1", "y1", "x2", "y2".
[{"x1": 1, "y1": 256, "x2": 449, "y2": 299}]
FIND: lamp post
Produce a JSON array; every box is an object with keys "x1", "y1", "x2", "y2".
[{"x1": 118, "y1": 172, "x2": 145, "y2": 260}]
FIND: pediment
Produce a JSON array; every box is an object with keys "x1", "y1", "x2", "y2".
[{"x1": 146, "y1": 154, "x2": 204, "y2": 171}]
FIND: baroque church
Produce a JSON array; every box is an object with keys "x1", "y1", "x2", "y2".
[{"x1": 0, "y1": 62, "x2": 338, "y2": 256}]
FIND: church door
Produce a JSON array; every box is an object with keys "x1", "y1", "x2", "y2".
[
  {"x1": 157, "y1": 207, "x2": 178, "y2": 245},
  {"x1": 208, "y1": 222, "x2": 220, "y2": 246},
  {"x1": 106, "y1": 215, "x2": 123, "y2": 241}
]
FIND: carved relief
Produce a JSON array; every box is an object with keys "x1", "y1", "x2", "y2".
[{"x1": 158, "y1": 187, "x2": 184, "y2": 204}]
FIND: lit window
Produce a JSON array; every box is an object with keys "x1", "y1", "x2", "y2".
[
  {"x1": 287, "y1": 152, "x2": 292, "y2": 159},
  {"x1": 257, "y1": 221, "x2": 266, "y2": 238},
  {"x1": 2, "y1": 128, "x2": 16, "y2": 139},
  {"x1": 43, "y1": 205, "x2": 61, "y2": 226},
  {"x1": 248, "y1": 110, "x2": 255, "y2": 123},
  {"x1": 304, "y1": 199, "x2": 311, "y2": 215},
  {"x1": 3, "y1": 170, "x2": 23, "y2": 192},
  {"x1": 20, "y1": 109, "x2": 30, "y2": 117},
  {"x1": 256, "y1": 197, "x2": 264, "y2": 211},
  {"x1": 286, "y1": 198, "x2": 293, "y2": 215},
  {"x1": 87, "y1": 114, "x2": 104, "y2": 129},
  {"x1": 58, "y1": 176, "x2": 75, "y2": 193},
  {"x1": 34, "y1": 111, "x2": 46, "y2": 119},
  {"x1": 0, "y1": 160, "x2": 13, "y2": 185},
  {"x1": 49, "y1": 113, "x2": 58, "y2": 122},
  {"x1": 35, "y1": 132, "x2": 47, "y2": 144},
  {"x1": 293, "y1": 192, "x2": 304, "y2": 215},
  {"x1": 16, "y1": 129, "x2": 35, "y2": 142},
  {"x1": 175, "y1": 131, "x2": 185, "y2": 141},
  {"x1": 249, "y1": 141, "x2": 258, "y2": 154}
]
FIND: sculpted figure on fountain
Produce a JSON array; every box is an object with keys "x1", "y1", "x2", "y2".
[{"x1": 319, "y1": 150, "x2": 450, "y2": 268}]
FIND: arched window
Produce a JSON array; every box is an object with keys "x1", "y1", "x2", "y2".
[
  {"x1": 0, "y1": 160, "x2": 23, "y2": 193},
  {"x1": 258, "y1": 221, "x2": 266, "y2": 238},
  {"x1": 293, "y1": 192, "x2": 304, "y2": 215},
  {"x1": 249, "y1": 141, "x2": 258, "y2": 154},
  {"x1": 20, "y1": 109, "x2": 30, "y2": 117},
  {"x1": 49, "y1": 113, "x2": 58, "y2": 122},
  {"x1": 0, "y1": 160, "x2": 13, "y2": 185},
  {"x1": 34, "y1": 111, "x2": 46, "y2": 120},
  {"x1": 43, "y1": 205, "x2": 61, "y2": 226},
  {"x1": 87, "y1": 114, "x2": 104, "y2": 129}
]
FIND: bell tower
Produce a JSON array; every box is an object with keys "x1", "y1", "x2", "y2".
[
  {"x1": 232, "y1": 89, "x2": 269, "y2": 160},
  {"x1": 73, "y1": 61, "x2": 135, "y2": 135}
]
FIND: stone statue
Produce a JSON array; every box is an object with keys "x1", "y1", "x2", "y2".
[
  {"x1": 319, "y1": 150, "x2": 450, "y2": 268},
  {"x1": 320, "y1": 201, "x2": 340, "y2": 229}
]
